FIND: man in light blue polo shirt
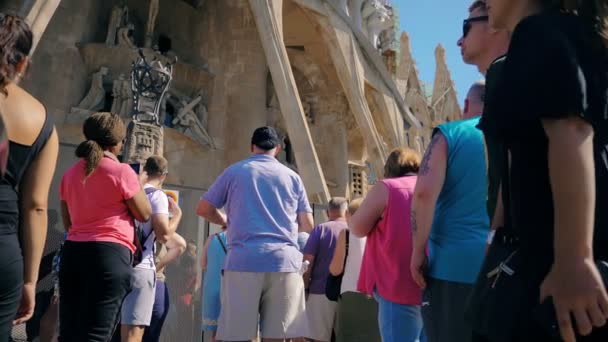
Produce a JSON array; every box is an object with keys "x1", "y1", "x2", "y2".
[{"x1": 197, "y1": 126, "x2": 314, "y2": 342}]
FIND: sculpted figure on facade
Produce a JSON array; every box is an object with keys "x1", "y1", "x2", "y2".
[
  {"x1": 77, "y1": 67, "x2": 108, "y2": 111},
  {"x1": 111, "y1": 74, "x2": 125, "y2": 115},
  {"x1": 171, "y1": 95, "x2": 214, "y2": 148},
  {"x1": 145, "y1": 0, "x2": 160, "y2": 48},
  {"x1": 119, "y1": 77, "x2": 134, "y2": 118},
  {"x1": 363, "y1": 1, "x2": 393, "y2": 49},
  {"x1": 106, "y1": 5, "x2": 127, "y2": 45},
  {"x1": 117, "y1": 23, "x2": 136, "y2": 48},
  {"x1": 333, "y1": 0, "x2": 349, "y2": 15},
  {"x1": 348, "y1": 0, "x2": 366, "y2": 31}
]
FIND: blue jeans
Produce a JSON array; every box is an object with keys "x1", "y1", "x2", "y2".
[
  {"x1": 143, "y1": 280, "x2": 170, "y2": 342},
  {"x1": 373, "y1": 291, "x2": 426, "y2": 342}
]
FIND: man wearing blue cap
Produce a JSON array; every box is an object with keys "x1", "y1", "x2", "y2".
[{"x1": 197, "y1": 126, "x2": 314, "y2": 342}]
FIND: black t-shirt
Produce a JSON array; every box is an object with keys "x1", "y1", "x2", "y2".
[
  {"x1": 481, "y1": 11, "x2": 608, "y2": 275},
  {"x1": 478, "y1": 55, "x2": 507, "y2": 220}
]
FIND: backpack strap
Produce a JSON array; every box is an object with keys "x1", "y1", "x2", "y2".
[
  {"x1": 140, "y1": 187, "x2": 164, "y2": 247},
  {"x1": 216, "y1": 234, "x2": 228, "y2": 254},
  {"x1": 342, "y1": 230, "x2": 350, "y2": 273}
]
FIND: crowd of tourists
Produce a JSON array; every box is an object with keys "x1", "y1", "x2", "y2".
[{"x1": 1, "y1": 0, "x2": 608, "y2": 341}]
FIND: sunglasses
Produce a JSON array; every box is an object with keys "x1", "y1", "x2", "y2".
[{"x1": 462, "y1": 16, "x2": 489, "y2": 38}]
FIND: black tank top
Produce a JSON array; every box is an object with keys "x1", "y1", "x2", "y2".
[{"x1": 0, "y1": 111, "x2": 54, "y2": 236}]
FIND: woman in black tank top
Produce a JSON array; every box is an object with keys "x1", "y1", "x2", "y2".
[
  {"x1": 469, "y1": 1, "x2": 608, "y2": 341},
  {"x1": 0, "y1": 13, "x2": 59, "y2": 342}
]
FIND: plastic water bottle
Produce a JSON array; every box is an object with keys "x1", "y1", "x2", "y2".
[{"x1": 299, "y1": 260, "x2": 310, "y2": 275}]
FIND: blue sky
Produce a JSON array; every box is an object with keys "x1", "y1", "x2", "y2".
[{"x1": 395, "y1": 0, "x2": 482, "y2": 104}]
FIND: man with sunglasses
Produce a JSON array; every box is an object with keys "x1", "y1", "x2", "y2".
[
  {"x1": 410, "y1": 2, "x2": 510, "y2": 342},
  {"x1": 458, "y1": 1, "x2": 510, "y2": 76},
  {"x1": 459, "y1": 0, "x2": 510, "y2": 237}
]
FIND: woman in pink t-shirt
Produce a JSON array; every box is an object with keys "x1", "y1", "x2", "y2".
[
  {"x1": 351, "y1": 148, "x2": 425, "y2": 342},
  {"x1": 58, "y1": 112, "x2": 151, "y2": 342}
]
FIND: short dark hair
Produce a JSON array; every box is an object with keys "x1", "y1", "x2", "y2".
[
  {"x1": 468, "y1": 0, "x2": 487, "y2": 14},
  {"x1": 251, "y1": 126, "x2": 281, "y2": 151},
  {"x1": 144, "y1": 155, "x2": 168, "y2": 177}
]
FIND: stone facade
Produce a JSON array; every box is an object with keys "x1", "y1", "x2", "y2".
[
  {"x1": 4, "y1": 0, "x2": 464, "y2": 340},
  {"x1": 2, "y1": 0, "x2": 462, "y2": 238}
]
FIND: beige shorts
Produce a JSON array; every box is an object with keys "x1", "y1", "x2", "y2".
[
  {"x1": 216, "y1": 271, "x2": 308, "y2": 340},
  {"x1": 305, "y1": 293, "x2": 338, "y2": 341}
]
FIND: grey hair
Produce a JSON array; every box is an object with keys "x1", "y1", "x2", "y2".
[{"x1": 328, "y1": 197, "x2": 348, "y2": 213}]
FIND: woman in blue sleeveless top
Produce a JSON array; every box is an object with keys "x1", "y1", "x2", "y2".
[{"x1": 201, "y1": 229, "x2": 227, "y2": 342}]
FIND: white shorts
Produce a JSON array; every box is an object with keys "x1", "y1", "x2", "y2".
[
  {"x1": 305, "y1": 293, "x2": 338, "y2": 341},
  {"x1": 121, "y1": 268, "x2": 156, "y2": 326},
  {"x1": 216, "y1": 271, "x2": 308, "y2": 340}
]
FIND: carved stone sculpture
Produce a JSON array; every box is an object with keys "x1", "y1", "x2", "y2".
[
  {"x1": 77, "y1": 67, "x2": 108, "y2": 111},
  {"x1": 106, "y1": 5, "x2": 127, "y2": 45},
  {"x1": 348, "y1": 0, "x2": 366, "y2": 31},
  {"x1": 333, "y1": 0, "x2": 349, "y2": 14},
  {"x1": 117, "y1": 23, "x2": 135, "y2": 48},
  {"x1": 119, "y1": 77, "x2": 134, "y2": 118},
  {"x1": 145, "y1": 0, "x2": 159, "y2": 48},
  {"x1": 111, "y1": 74, "x2": 125, "y2": 115},
  {"x1": 363, "y1": 1, "x2": 393, "y2": 49},
  {"x1": 171, "y1": 95, "x2": 214, "y2": 148}
]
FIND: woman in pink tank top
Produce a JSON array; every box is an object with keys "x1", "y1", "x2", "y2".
[{"x1": 351, "y1": 148, "x2": 426, "y2": 342}]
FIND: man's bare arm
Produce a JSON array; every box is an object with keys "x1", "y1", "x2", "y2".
[
  {"x1": 196, "y1": 199, "x2": 227, "y2": 227},
  {"x1": 410, "y1": 132, "x2": 448, "y2": 289},
  {"x1": 411, "y1": 132, "x2": 448, "y2": 251}
]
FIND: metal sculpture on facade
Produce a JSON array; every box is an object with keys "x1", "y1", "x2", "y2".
[
  {"x1": 123, "y1": 50, "x2": 175, "y2": 165},
  {"x1": 130, "y1": 49, "x2": 174, "y2": 125}
]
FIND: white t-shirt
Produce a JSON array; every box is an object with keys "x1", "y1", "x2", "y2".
[{"x1": 135, "y1": 184, "x2": 169, "y2": 270}]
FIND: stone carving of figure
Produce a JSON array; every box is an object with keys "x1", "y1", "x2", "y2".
[
  {"x1": 363, "y1": 1, "x2": 393, "y2": 49},
  {"x1": 111, "y1": 74, "x2": 125, "y2": 115},
  {"x1": 106, "y1": 5, "x2": 127, "y2": 45},
  {"x1": 172, "y1": 96, "x2": 214, "y2": 148},
  {"x1": 414, "y1": 135, "x2": 423, "y2": 155},
  {"x1": 195, "y1": 101, "x2": 208, "y2": 129},
  {"x1": 379, "y1": 25, "x2": 397, "y2": 53},
  {"x1": 348, "y1": 0, "x2": 366, "y2": 31},
  {"x1": 145, "y1": 0, "x2": 159, "y2": 48},
  {"x1": 119, "y1": 77, "x2": 134, "y2": 118},
  {"x1": 117, "y1": 23, "x2": 136, "y2": 48},
  {"x1": 333, "y1": 0, "x2": 349, "y2": 15},
  {"x1": 78, "y1": 67, "x2": 108, "y2": 111}
]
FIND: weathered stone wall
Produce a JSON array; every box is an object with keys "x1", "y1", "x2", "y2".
[
  {"x1": 19, "y1": 0, "x2": 114, "y2": 123},
  {"x1": 198, "y1": 0, "x2": 269, "y2": 166}
]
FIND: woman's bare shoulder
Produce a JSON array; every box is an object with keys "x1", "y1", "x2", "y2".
[{"x1": 1, "y1": 84, "x2": 47, "y2": 145}]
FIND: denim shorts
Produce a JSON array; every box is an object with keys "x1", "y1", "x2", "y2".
[{"x1": 373, "y1": 291, "x2": 426, "y2": 342}]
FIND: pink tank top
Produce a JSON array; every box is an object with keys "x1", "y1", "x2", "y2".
[{"x1": 357, "y1": 176, "x2": 422, "y2": 305}]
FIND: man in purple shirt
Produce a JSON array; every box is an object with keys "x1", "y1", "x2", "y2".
[
  {"x1": 303, "y1": 197, "x2": 348, "y2": 342},
  {"x1": 197, "y1": 126, "x2": 314, "y2": 342}
]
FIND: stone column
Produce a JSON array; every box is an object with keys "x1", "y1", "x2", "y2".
[
  {"x1": 25, "y1": 0, "x2": 62, "y2": 55},
  {"x1": 313, "y1": 11, "x2": 387, "y2": 176},
  {"x1": 248, "y1": 0, "x2": 330, "y2": 204},
  {"x1": 0, "y1": 0, "x2": 61, "y2": 56}
]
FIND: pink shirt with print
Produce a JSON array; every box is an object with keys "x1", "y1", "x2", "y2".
[{"x1": 60, "y1": 157, "x2": 141, "y2": 252}]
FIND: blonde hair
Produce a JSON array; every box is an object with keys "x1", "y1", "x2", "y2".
[{"x1": 383, "y1": 147, "x2": 421, "y2": 178}]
